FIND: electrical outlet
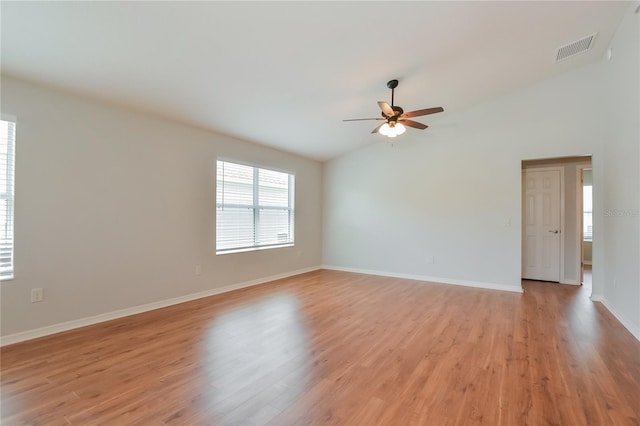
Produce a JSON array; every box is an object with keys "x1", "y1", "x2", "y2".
[
  {"x1": 31, "y1": 288, "x2": 44, "y2": 303},
  {"x1": 195, "y1": 265, "x2": 202, "y2": 276},
  {"x1": 426, "y1": 256, "x2": 435, "y2": 264}
]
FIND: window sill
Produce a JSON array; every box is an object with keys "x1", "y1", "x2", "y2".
[{"x1": 216, "y1": 243, "x2": 294, "y2": 256}]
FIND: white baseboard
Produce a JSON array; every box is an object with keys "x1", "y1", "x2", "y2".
[
  {"x1": 590, "y1": 296, "x2": 640, "y2": 342},
  {"x1": 561, "y1": 279, "x2": 581, "y2": 285},
  {"x1": 322, "y1": 265, "x2": 523, "y2": 293},
  {"x1": 0, "y1": 266, "x2": 321, "y2": 347}
]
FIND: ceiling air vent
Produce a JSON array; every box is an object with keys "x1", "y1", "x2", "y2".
[{"x1": 555, "y1": 33, "x2": 597, "y2": 62}]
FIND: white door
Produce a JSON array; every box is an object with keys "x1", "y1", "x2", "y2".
[{"x1": 523, "y1": 169, "x2": 561, "y2": 282}]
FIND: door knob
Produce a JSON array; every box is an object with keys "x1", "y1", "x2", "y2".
[{"x1": 548, "y1": 230, "x2": 559, "y2": 234}]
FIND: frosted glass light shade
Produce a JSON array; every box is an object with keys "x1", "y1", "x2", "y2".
[{"x1": 379, "y1": 122, "x2": 406, "y2": 138}]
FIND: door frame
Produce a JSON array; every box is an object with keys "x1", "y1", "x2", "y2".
[{"x1": 521, "y1": 165, "x2": 565, "y2": 283}]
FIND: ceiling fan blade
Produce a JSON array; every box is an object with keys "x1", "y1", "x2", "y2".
[
  {"x1": 400, "y1": 107, "x2": 444, "y2": 118},
  {"x1": 343, "y1": 118, "x2": 385, "y2": 122},
  {"x1": 371, "y1": 122, "x2": 386, "y2": 134},
  {"x1": 378, "y1": 101, "x2": 395, "y2": 117},
  {"x1": 400, "y1": 119, "x2": 428, "y2": 130}
]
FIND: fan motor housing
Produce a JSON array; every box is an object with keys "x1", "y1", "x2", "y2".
[{"x1": 382, "y1": 105, "x2": 404, "y2": 119}]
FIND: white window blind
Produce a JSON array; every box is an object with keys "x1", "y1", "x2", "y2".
[
  {"x1": 0, "y1": 119, "x2": 16, "y2": 279},
  {"x1": 216, "y1": 161, "x2": 294, "y2": 253}
]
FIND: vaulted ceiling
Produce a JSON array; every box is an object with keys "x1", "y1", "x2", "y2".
[{"x1": 0, "y1": 1, "x2": 630, "y2": 161}]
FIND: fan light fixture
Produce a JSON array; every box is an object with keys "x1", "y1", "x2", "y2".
[{"x1": 343, "y1": 79, "x2": 444, "y2": 138}]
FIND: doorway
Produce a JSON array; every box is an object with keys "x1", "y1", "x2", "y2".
[
  {"x1": 521, "y1": 156, "x2": 592, "y2": 286},
  {"x1": 578, "y1": 166, "x2": 593, "y2": 292}
]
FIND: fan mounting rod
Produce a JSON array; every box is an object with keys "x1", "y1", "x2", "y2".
[{"x1": 387, "y1": 79, "x2": 398, "y2": 106}]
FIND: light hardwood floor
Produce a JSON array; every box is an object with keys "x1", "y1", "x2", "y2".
[{"x1": 2, "y1": 270, "x2": 639, "y2": 425}]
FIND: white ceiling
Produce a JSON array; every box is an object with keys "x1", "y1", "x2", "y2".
[{"x1": 0, "y1": 1, "x2": 630, "y2": 161}]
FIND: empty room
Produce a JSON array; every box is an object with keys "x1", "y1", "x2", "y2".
[{"x1": 1, "y1": 2, "x2": 639, "y2": 425}]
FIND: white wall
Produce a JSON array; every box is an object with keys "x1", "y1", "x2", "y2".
[
  {"x1": 324, "y1": 6, "x2": 639, "y2": 338},
  {"x1": 598, "y1": 5, "x2": 640, "y2": 339},
  {"x1": 0, "y1": 76, "x2": 323, "y2": 337},
  {"x1": 324, "y1": 59, "x2": 606, "y2": 291}
]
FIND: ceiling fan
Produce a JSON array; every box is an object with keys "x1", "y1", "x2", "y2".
[{"x1": 343, "y1": 79, "x2": 444, "y2": 137}]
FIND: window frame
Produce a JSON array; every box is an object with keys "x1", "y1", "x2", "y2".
[{"x1": 216, "y1": 159, "x2": 295, "y2": 255}]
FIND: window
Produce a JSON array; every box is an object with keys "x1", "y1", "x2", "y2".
[
  {"x1": 216, "y1": 160, "x2": 294, "y2": 254},
  {"x1": 0, "y1": 119, "x2": 16, "y2": 279},
  {"x1": 583, "y1": 185, "x2": 592, "y2": 241}
]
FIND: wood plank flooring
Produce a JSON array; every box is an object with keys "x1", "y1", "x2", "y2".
[{"x1": 2, "y1": 270, "x2": 639, "y2": 425}]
